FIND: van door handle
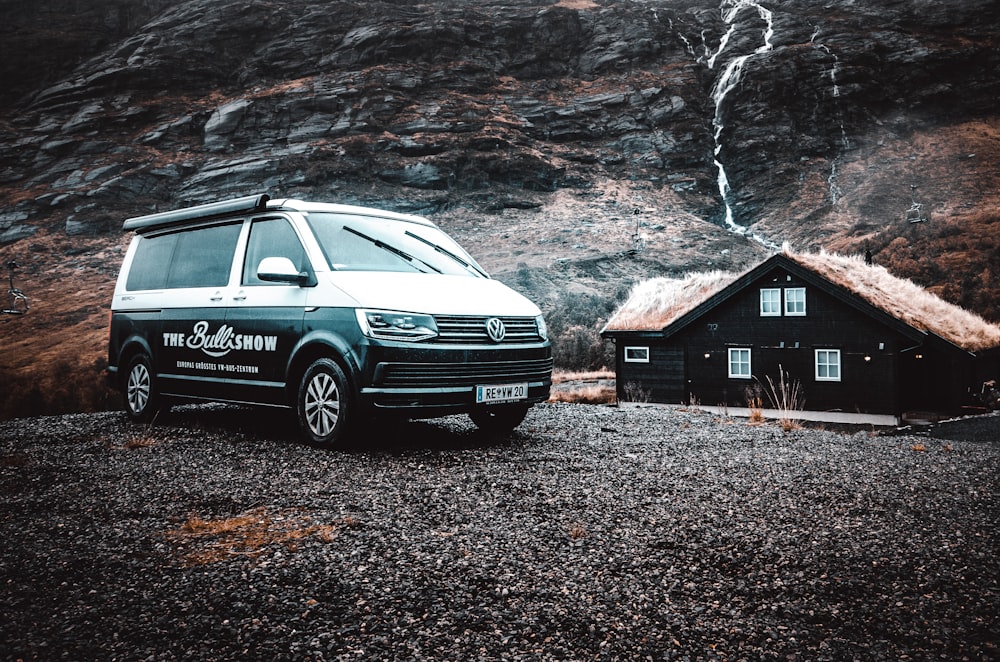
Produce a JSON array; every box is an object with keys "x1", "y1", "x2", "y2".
[
  {"x1": 233, "y1": 291, "x2": 247, "y2": 301},
  {"x1": 210, "y1": 292, "x2": 223, "y2": 301}
]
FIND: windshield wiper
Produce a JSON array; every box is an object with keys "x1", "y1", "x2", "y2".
[
  {"x1": 404, "y1": 230, "x2": 489, "y2": 278},
  {"x1": 343, "y1": 226, "x2": 442, "y2": 274}
]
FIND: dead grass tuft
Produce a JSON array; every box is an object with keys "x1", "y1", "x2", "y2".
[
  {"x1": 166, "y1": 507, "x2": 355, "y2": 566},
  {"x1": 745, "y1": 384, "x2": 766, "y2": 426},
  {"x1": 760, "y1": 365, "x2": 805, "y2": 433},
  {"x1": 124, "y1": 435, "x2": 157, "y2": 449}
]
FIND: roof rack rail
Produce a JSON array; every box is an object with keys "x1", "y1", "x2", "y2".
[{"x1": 122, "y1": 193, "x2": 271, "y2": 232}]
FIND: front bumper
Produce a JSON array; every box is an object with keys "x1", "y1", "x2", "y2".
[{"x1": 357, "y1": 345, "x2": 552, "y2": 416}]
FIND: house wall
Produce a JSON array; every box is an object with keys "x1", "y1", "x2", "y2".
[
  {"x1": 615, "y1": 343, "x2": 684, "y2": 404},
  {"x1": 617, "y1": 266, "x2": 917, "y2": 415}
]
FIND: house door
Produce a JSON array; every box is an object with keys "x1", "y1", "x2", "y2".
[
  {"x1": 899, "y1": 350, "x2": 935, "y2": 412},
  {"x1": 659, "y1": 345, "x2": 686, "y2": 404}
]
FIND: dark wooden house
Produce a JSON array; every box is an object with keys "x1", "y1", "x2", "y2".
[{"x1": 601, "y1": 252, "x2": 1000, "y2": 423}]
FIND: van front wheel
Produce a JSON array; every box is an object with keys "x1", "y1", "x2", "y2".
[{"x1": 297, "y1": 358, "x2": 352, "y2": 447}]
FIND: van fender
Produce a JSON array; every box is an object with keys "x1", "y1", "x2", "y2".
[
  {"x1": 113, "y1": 334, "x2": 156, "y2": 386},
  {"x1": 284, "y1": 328, "x2": 365, "y2": 402}
]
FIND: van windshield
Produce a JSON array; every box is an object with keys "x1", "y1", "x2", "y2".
[{"x1": 305, "y1": 212, "x2": 487, "y2": 277}]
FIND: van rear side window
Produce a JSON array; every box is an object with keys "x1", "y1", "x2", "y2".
[{"x1": 125, "y1": 223, "x2": 242, "y2": 290}]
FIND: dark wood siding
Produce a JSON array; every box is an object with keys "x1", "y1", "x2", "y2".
[
  {"x1": 606, "y1": 258, "x2": 993, "y2": 418},
  {"x1": 663, "y1": 266, "x2": 909, "y2": 415},
  {"x1": 616, "y1": 343, "x2": 685, "y2": 404}
]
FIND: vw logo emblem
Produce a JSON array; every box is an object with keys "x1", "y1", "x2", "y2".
[{"x1": 485, "y1": 317, "x2": 506, "y2": 343}]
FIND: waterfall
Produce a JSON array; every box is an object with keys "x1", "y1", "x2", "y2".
[
  {"x1": 828, "y1": 159, "x2": 842, "y2": 205},
  {"x1": 708, "y1": 0, "x2": 774, "y2": 242},
  {"x1": 812, "y1": 29, "x2": 851, "y2": 155}
]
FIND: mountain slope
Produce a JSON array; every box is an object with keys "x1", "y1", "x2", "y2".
[{"x1": 1, "y1": 0, "x2": 997, "y2": 417}]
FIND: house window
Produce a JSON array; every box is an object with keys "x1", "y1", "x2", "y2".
[
  {"x1": 760, "y1": 288, "x2": 781, "y2": 316},
  {"x1": 785, "y1": 287, "x2": 806, "y2": 316},
  {"x1": 815, "y1": 349, "x2": 841, "y2": 381},
  {"x1": 624, "y1": 346, "x2": 649, "y2": 363},
  {"x1": 728, "y1": 348, "x2": 751, "y2": 379}
]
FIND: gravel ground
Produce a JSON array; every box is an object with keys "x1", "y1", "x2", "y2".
[{"x1": 1, "y1": 403, "x2": 997, "y2": 661}]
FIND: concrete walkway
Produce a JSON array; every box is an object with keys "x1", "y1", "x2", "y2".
[{"x1": 621, "y1": 402, "x2": 899, "y2": 427}]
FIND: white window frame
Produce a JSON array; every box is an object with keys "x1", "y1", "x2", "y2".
[
  {"x1": 728, "y1": 348, "x2": 752, "y2": 379},
  {"x1": 815, "y1": 349, "x2": 841, "y2": 382},
  {"x1": 624, "y1": 346, "x2": 650, "y2": 363},
  {"x1": 785, "y1": 287, "x2": 806, "y2": 316},
  {"x1": 760, "y1": 288, "x2": 781, "y2": 317}
]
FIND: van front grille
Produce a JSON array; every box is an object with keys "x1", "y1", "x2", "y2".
[
  {"x1": 376, "y1": 358, "x2": 553, "y2": 388},
  {"x1": 432, "y1": 315, "x2": 541, "y2": 344}
]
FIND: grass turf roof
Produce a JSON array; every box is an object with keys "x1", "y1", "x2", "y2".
[{"x1": 603, "y1": 250, "x2": 1000, "y2": 353}]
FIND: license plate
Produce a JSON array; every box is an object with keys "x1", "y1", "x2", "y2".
[{"x1": 475, "y1": 383, "x2": 528, "y2": 404}]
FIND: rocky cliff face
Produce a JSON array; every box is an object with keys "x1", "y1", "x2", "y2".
[{"x1": 0, "y1": 0, "x2": 998, "y2": 385}]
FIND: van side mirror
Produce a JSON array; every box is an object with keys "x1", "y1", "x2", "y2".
[{"x1": 257, "y1": 257, "x2": 313, "y2": 286}]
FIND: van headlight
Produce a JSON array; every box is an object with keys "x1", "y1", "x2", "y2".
[
  {"x1": 356, "y1": 309, "x2": 438, "y2": 342},
  {"x1": 535, "y1": 315, "x2": 548, "y2": 341}
]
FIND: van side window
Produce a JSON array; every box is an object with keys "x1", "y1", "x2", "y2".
[
  {"x1": 125, "y1": 222, "x2": 241, "y2": 291},
  {"x1": 125, "y1": 233, "x2": 175, "y2": 291},
  {"x1": 243, "y1": 217, "x2": 308, "y2": 286}
]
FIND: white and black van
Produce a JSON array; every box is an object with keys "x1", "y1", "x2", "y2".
[{"x1": 107, "y1": 194, "x2": 552, "y2": 446}]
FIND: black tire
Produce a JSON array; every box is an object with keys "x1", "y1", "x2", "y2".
[
  {"x1": 297, "y1": 358, "x2": 353, "y2": 447},
  {"x1": 123, "y1": 354, "x2": 164, "y2": 423},
  {"x1": 469, "y1": 404, "x2": 530, "y2": 435}
]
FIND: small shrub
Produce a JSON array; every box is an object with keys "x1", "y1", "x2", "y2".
[
  {"x1": 760, "y1": 365, "x2": 805, "y2": 432},
  {"x1": 744, "y1": 384, "x2": 765, "y2": 425},
  {"x1": 621, "y1": 381, "x2": 651, "y2": 403}
]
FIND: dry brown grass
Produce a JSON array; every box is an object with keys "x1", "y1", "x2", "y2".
[
  {"x1": 747, "y1": 401, "x2": 766, "y2": 426},
  {"x1": 602, "y1": 270, "x2": 734, "y2": 332},
  {"x1": 790, "y1": 251, "x2": 1000, "y2": 352},
  {"x1": 745, "y1": 384, "x2": 766, "y2": 426},
  {"x1": 760, "y1": 365, "x2": 806, "y2": 433},
  {"x1": 549, "y1": 369, "x2": 616, "y2": 404},
  {"x1": 549, "y1": 384, "x2": 616, "y2": 405},
  {"x1": 113, "y1": 432, "x2": 157, "y2": 450},
  {"x1": 551, "y1": 369, "x2": 614, "y2": 384},
  {"x1": 1, "y1": 232, "x2": 121, "y2": 421},
  {"x1": 166, "y1": 507, "x2": 356, "y2": 567}
]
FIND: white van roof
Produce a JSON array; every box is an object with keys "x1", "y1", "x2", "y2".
[
  {"x1": 122, "y1": 194, "x2": 434, "y2": 233},
  {"x1": 266, "y1": 198, "x2": 435, "y2": 226}
]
